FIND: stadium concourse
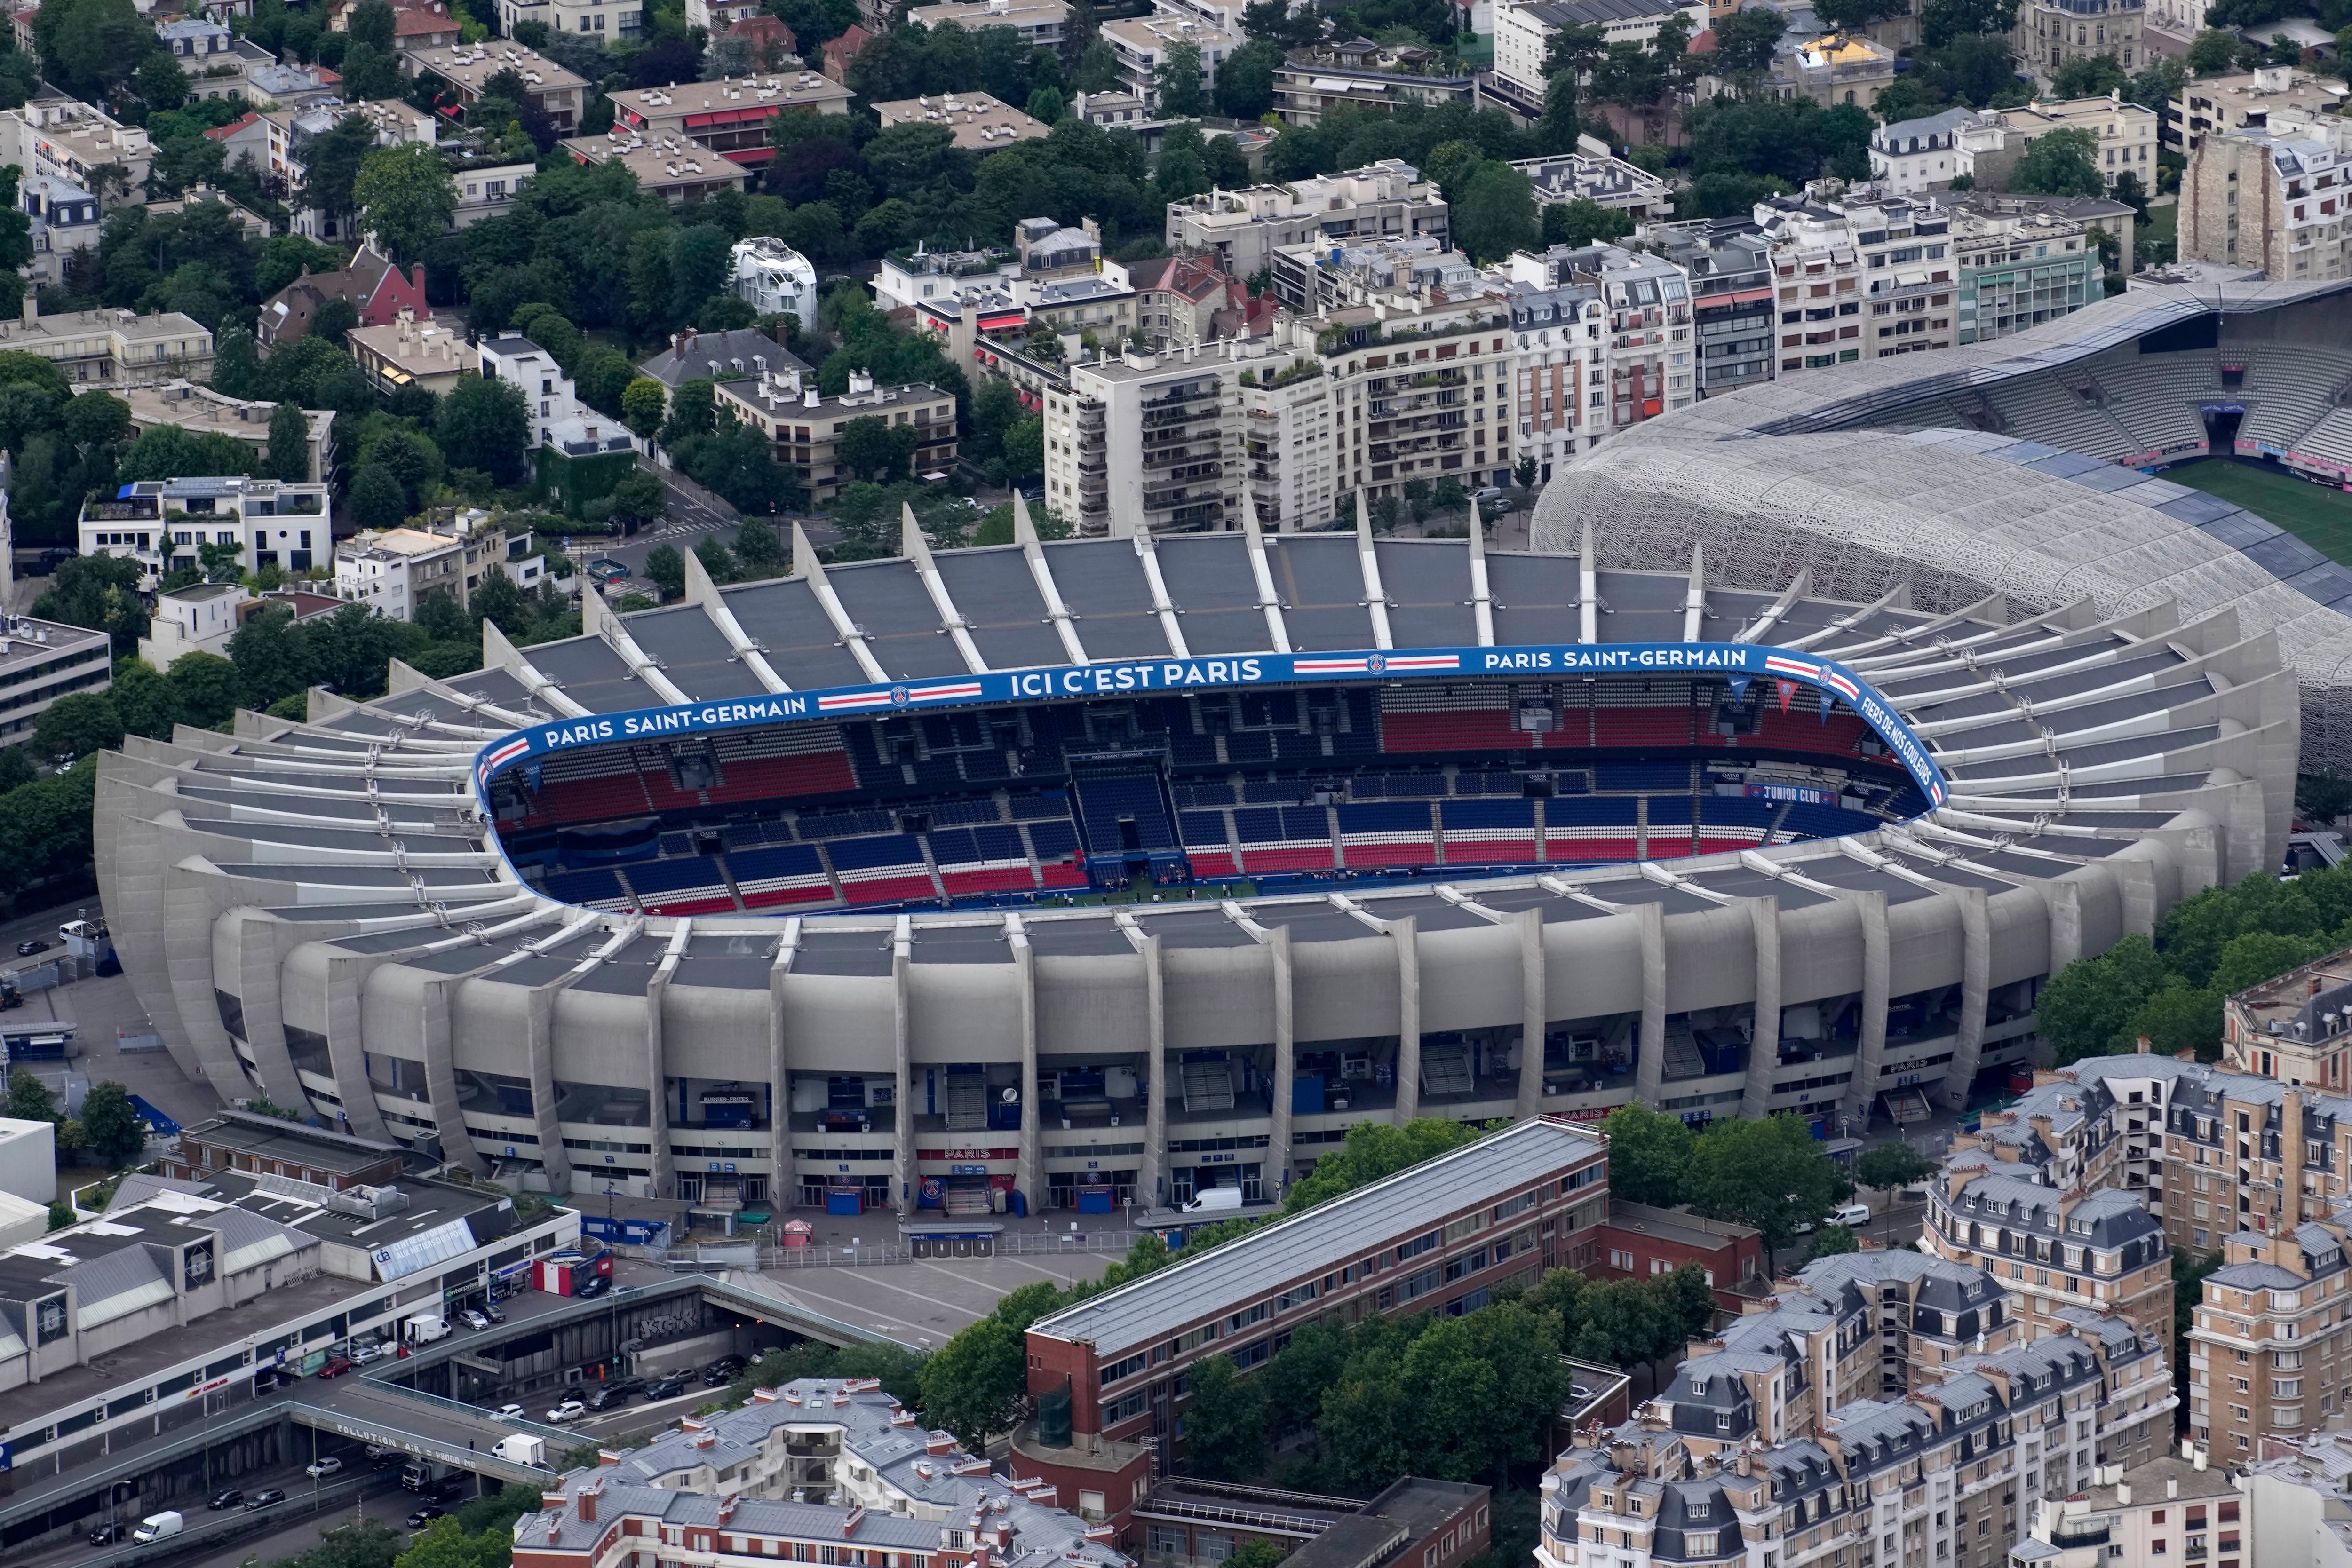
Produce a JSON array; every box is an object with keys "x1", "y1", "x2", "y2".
[
  {"x1": 96, "y1": 489, "x2": 2294, "y2": 1222},
  {"x1": 1534, "y1": 272, "x2": 2352, "y2": 769}
]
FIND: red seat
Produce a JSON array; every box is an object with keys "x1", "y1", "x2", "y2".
[
  {"x1": 1380, "y1": 709, "x2": 1531, "y2": 753},
  {"x1": 647, "y1": 894, "x2": 739, "y2": 915},
  {"x1": 842, "y1": 874, "x2": 938, "y2": 905},
  {"x1": 941, "y1": 866, "x2": 1036, "y2": 896}
]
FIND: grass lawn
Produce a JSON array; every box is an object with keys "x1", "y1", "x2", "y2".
[{"x1": 2161, "y1": 456, "x2": 2352, "y2": 566}]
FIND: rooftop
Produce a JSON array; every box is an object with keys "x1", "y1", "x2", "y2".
[
  {"x1": 605, "y1": 71, "x2": 852, "y2": 124},
  {"x1": 870, "y1": 91, "x2": 1049, "y2": 150},
  {"x1": 0, "y1": 303, "x2": 212, "y2": 351},
  {"x1": 122, "y1": 381, "x2": 332, "y2": 445},
  {"x1": 402, "y1": 41, "x2": 588, "y2": 94},
  {"x1": 181, "y1": 1109, "x2": 407, "y2": 1178},
  {"x1": 639, "y1": 327, "x2": 810, "y2": 390},
  {"x1": 559, "y1": 135, "x2": 750, "y2": 191}
]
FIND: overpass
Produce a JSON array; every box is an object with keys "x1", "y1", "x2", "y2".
[{"x1": 0, "y1": 1271, "x2": 915, "y2": 1546}]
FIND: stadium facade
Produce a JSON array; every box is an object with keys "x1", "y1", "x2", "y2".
[
  {"x1": 96, "y1": 481, "x2": 2296, "y2": 1218},
  {"x1": 1532, "y1": 275, "x2": 2352, "y2": 769}
]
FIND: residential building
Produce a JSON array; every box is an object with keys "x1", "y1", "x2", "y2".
[
  {"x1": 1070, "y1": 87, "x2": 1152, "y2": 129},
  {"x1": 256, "y1": 240, "x2": 430, "y2": 352},
  {"x1": 1506, "y1": 239, "x2": 1697, "y2": 454},
  {"x1": 1128, "y1": 1480, "x2": 1490, "y2": 1568},
  {"x1": 907, "y1": 0, "x2": 1068, "y2": 48},
  {"x1": 729, "y1": 235, "x2": 818, "y2": 321},
  {"x1": 2188, "y1": 1219, "x2": 2352, "y2": 1460},
  {"x1": 400, "y1": 42, "x2": 589, "y2": 134},
  {"x1": 481, "y1": 333, "x2": 622, "y2": 455},
  {"x1": 143, "y1": 187, "x2": 273, "y2": 242},
  {"x1": 714, "y1": 366, "x2": 957, "y2": 505},
  {"x1": 2167, "y1": 65, "x2": 2349, "y2": 158},
  {"x1": 0, "y1": 92, "x2": 151, "y2": 204},
  {"x1": 1272, "y1": 234, "x2": 1482, "y2": 313},
  {"x1": 346, "y1": 309, "x2": 479, "y2": 399},
  {"x1": 874, "y1": 241, "x2": 1021, "y2": 311},
  {"x1": 1871, "y1": 107, "x2": 2001, "y2": 191},
  {"x1": 1774, "y1": 32, "x2": 1900, "y2": 109},
  {"x1": 685, "y1": 0, "x2": 764, "y2": 30},
  {"x1": 1646, "y1": 218, "x2": 1775, "y2": 399},
  {"x1": 1753, "y1": 187, "x2": 1954, "y2": 371},
  {"x1": 870, "y1": 90, "x2": 1051, "y2": 150},
  {"x1": 137, "y1": 581, "x2": 251, "y2": 671},
  {"x1": 1592, "y1": 1201, "x2": 1766, "y2": 1317},
  {"x1": 20, "y1": 172, "x2": 99, "y2": 289},
  {"x1": 157, "y1": 15, "x2": 277, "y2": 102},
  {"x1": 1493, "y1": 0, "x2": 1708, "y2": 101},
  {"x1": 0, "y1": 298, "x2": 214, "y2": 386},
  {"x1": 637, "y1": 325, "x2": 810, "y2": 411},
  {"x1": 1164, "y1": 160, "x2": 1448, "y2": 284},
  {"x1": 1922, "y1": 1163, "x2": 2173, "y2": 1342},
  {"x1": 720, "y1": 14, "x2": 799, "y2": 68},
  {"x1": 1018, "y1": 215, "x2": 1104, "y2": 282},
  {"x1": 559, "y1": 133, "x2": 751, "y2": 206},
  {"x1": 242, "y1": 57, "x2": 345, "y2": 109},
  {"x1": 1270, "y1": 40, "x2": 1477, "y2": 126},
  {"x1": 2243, "y1": 1433, "x2": 2352, "y2": 1568},
  {"x1": 0, "y1": 613, "x2": 112, "y2": 744},
  {"x1": 1510, "y1": 149, "x2": 1676, "y2": 222},
  {"x1": 122, "y1": 380, "x2": 335, "y2": 484},
  {"x1": 819, "y1": 23, "x2": 873, "y2": 83},
  {"x1": 1024, "y1": 1116, "x2": 1608, "y2": 1468},
  {"x1": 1999, "y1": 92, "x2": 2160, "y2": 190},
  {"x1": 1312, "y1": 288, "x2": 1516, "y2": 500},
  {"x1": 1127, "y1": 253, "x2": 1235, "y2": 348},
  {"x1": 203, "y1": 109, "x2": 274, "y2": 179},
  {"x1": 265, "y1": 100, "x2": 441, "y2": 245},
  {"x1": 453, "y1": 160, "x2": 535, "y2": 226},
  {"x1": 2182, "y1": 122, "x2": 2352, "y2": 284},
  {"x1": 2012, "y1": 0, "x2": 2143, "y2": 81},
  {"x1": 1100, "y1": 12, "x2": 1238, "y2": 113},
  {"x1": 2222, "y1": 943, "x2": 2352, "y2": 1088},
  {"x1": 1949, "y1": 199, "x2": 2105, "y2": 345},
  {"x1": 78, "y1": 475, "x2": 330, "y2": 588},
  {"x1": 511, "y1": 1380, "x2": 1127, "y2": 1568},
  {"x1": 599, "y1": 73, "x2": 856, "y2": 166},
  {"x1": 336, "y1": 512, "x2": 539, "y2": 619},
  {"x1": 2005, "y1": 1449, "x2": 2242, "y2": 1568}
]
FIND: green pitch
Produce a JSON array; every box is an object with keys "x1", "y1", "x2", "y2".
[{"x1": 2160, "y1": 457, "x2": 2352, "y2": 567}]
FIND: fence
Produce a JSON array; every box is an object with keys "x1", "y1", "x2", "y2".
[{"x1": 649, "y1": 1229, "x2": 1142, "y2": 1272}]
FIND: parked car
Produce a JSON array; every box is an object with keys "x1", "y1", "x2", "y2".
[
  {"x1": 701, "y1": 1355, "x2": 748, "y2": 1386},
  {"x1": 306, "y1": 1456, "x2": 344, "y2": 1478},
  {"x1": 645, "y1": 1373, "x2": 691, "y2": 1401},
  {"x1": 586, "y1": 1379, "x2": 643, "y2": 1411},
  {"x1": 353, "y1": 1341, "x2": 390, "y2": 1365},
  {"x1": 461, "y1": 1308, "x2": 492, "y2": 1331},
  {"x1": 407, "y1": 1506, "x2": 447, "y2": 1528},
  {"x1": 14, "y1": 938, "x2": 48, "y2": 956},
  {"x1": 207, "y1": 1489, "x2": 243, "y2": 1511},
  {"x1": 88, "y1": 1521, "x2": 130, "y2": 1546},
  {"x1": 245, "y1": 1489, "x2": 286, "y2": 1511},
  {"x1": 317, "y1": 1356, "x2": 354, "y2": 1378},
  {"x1": 482, "y1": 1303, "x2": 507, "y2": 1324},
  {"x1": 576, "y1": 1275, "x2": 609, "y2": 1298},
  {"x1": 544, "y1": 1400, "x2": 587, "y2": 1424}
]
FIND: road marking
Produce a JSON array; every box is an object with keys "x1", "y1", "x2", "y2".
[{"x1": 750, "y1": 1272, "x2": 981, "y2": 1335}]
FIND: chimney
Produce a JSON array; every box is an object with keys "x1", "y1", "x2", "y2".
[
  {"x1": 2116, "y1": 1483, "x2": 2131, "y2": 1505},
  {"x1": 20, "y1": 294, "x2": 32, "y2": 328},
  {"x1": 2166, "y1": 1478, "x2": 2178, "y2": 1500},
  {"x1": 2137, "y1": 1036, "x2": 2151, "y2": 1054},
  {"x1": 2193, "y1": 1447, "x2": 2208, "y2": 1473},
  {"x1": 578, "y1": 1488, "x2": 598, "y2": 1524}
]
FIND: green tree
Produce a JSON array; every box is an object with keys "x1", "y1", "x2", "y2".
[
  {"x1": 1853, "y1": 1140, "x2": 1935, "y2": 1194},
  {"x1": 621, "y1": 376, "x2": 670, "y2": 440},
  {"x1": 350, "y1": 462, "x2": 409, "y2": 531},
  {"x1": 297, "y1": 113, "x2": 379, "y2": 237},
  {"x1": 1541, "y1": 196, "x2": 1634, "y2": 249},
  {"x1": 1803, "y1": 1223, "x2": 1860, "y2": 1261},
  {"x1": 1215, "y1": 38, "x2": 1283, "y2": 119},
  {"x1": 265, "y1": 398, "x2": 310, "y2": 483},
  {"x1": 135, "y1": 52, "x2": 188, "y2": 115},
  {"x1": 1180, "y1": 1353, "x2": 1265, "y2": 1480},
  {"x1": 605, "y1": 469, "x2": 670, "y2": 531},
  {"x1": 837, "y1": 414, "x2": 913, "y2": 483},
  {"x1": 352, "y1": 142, "x2": 459, "y2": 265},
  {"x1": 1713, "y1": 4, "x2": 1787, "y2": 73},
  {"x1": 2299, "y1": 772, "x2": 2352, "y2": 824},
  {"x1": 2010, "y1": 127, "x2": 2107, "y2": 197},
  {"x1": 1600, "y1": 1101, "x2": 1694, "y2": 1208},
  {"x1": 168, "y1": 651, "x2": 241, "y2": 729},
  {"x1": 1153, "y1": 40, "x2": 1207, "y2": 117},
  {"x1": 2187, "y1": 25, "x2": 2239, "y2": 71},
  {"x1": 2052, "y1": 51, "x2": 2127, "y2": 98},
  {"x1": 2036, "y1": 930, "x2": 2169, "y2": 1063},
  {"x1": 734, "y1": 516, "x2": 783, "y2": 574},
  {"x1": 2113, "y1": 983, "x2": 2224, "y2": 1061},
  {"x1": 78, "y1": 1080, "x2": 147, "y2": 1164},
  {"x1": 644, "y1": 544, "x2": 686, "y2": 602},
  {"x1": 436, "y1": 375, "x2": 532, "y2": 485},
  {"x1": 2211, "y1": 930, "x2": 2328, "y2": 997},
  {"x1": 33, "y1": 689, "x2": 122, "y2": 760},
  {"x1": 915, "y1": 1315, "x2": 1026, "y2": 1449},
  {"x1": 7, "y1": 1065, "x2": 59, "y2": 1125},
  {"x1": 1453, "y1": 161, "x2": 1539, "y2": 264},
  {"x1": 1684, "y1": 1113, "x2": 1841, "y2": 1266}
]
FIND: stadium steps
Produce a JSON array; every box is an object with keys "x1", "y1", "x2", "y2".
[
  {"x1": 943, "y1": 1074, "x2": 988, "y2": 1132},
  {"x1": 916, "y1": 835, "x2": 949, "y2": 903},
  {"x1": 1181, "y1": 1060, "x2": 1236, "y2": 1112},
  {"x1": 611, "y1": 863, "x2": 645, "y2": 913},
  {"x1": 713, "y1": 856, "x2": 748, "y2": 913},
  {"x1": 807, "y1": 840, "x2": 850, "y2": 906},
  {"x1": 1418, "y1": 1043, "x2": 1474, "y2": 1098}
]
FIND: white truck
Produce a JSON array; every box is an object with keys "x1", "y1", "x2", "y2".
[
  {"x1": 1182, "y1": 1185, "x2": 1243, "y2": 1213},
  {"x1": 133, "y1": 1511, "x2": 184, "y2": 1544},
  {"x1": 493, "y1": 1433, "x2": 547, "y2": 1468},
  {"x1": 405, "y1": 1312, "x2": 451, "y2": 1345}
]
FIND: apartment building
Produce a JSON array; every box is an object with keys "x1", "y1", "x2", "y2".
[
  {"x1": 122, "y1": 380, "x2": 335, "y2": 485},
  {"x1": 601, "y1": 73, "x2": 855, "y2": 162},
  {"x1": 1646, "y1": 219, "x2": 1775, "y2": 399},
  {"x1": 1754, "y1": 189, "x2": 1967, "y2": 370},
  {"x1": 481, "y1": 333, "x2": 634, "y2": 457},
  {"x1": 875, "y1": 242, "x2": 1020, "y2": 311},
  {"x1": 78, "y1": 475, "x2": 331, "y2": 589},
  {"x1": 0, "y1": 614, "x2": 112, "y2": 745},
  {"x1": 2222, "y1": 944, "x2": 2352, "y2": 1088},
  {"x1": 2012, "y1": 0, "x2": 2143, "y2": 83},
  {"x1": 562, "y1": 136, "x2": 751, "y2": 206},
  {"x1": 1870, "y1": 108, "x2": 2001, "y2": 192},
  {"x1": 729, "y1": 236, "x2": 818, "y2": 322},
  {"x1": 2000, "y1": 93, "x2": 2159, "y2": 191},
  {"x1": 0, "y1": 90, "x2": 152, "y2": 201},
  {"x1": 2242, "y1": 1433, "x2": 2352, "y2": 1568},
  {"x1": 1048, "y1": 341, "x2": 1305, "y2": 535},
  {"x1": 907, "y1": 0, "x2": 1068, "y2": 47},
  {"x1": 1511, "y1": 150, "x2": 1676, "y2": 222},
  {"x1": 19, "y1": 173, "x2": 97, "y2": 290},
  {"x1": 1270, "y1": 43, "x2": 1475, "y2": 127},
  {"x1": 1270, "y1": 235, "x2": 1482, "y2": 314},
  {"x1": 1315, "y1": 290, "x2": 1516, "y2": 500},
  {"x1": 2167, "y1": 65, "x2": 2349, "y2": 158},
  {"x1": 1165, "y1": 160, "x2": 1447, "y2": 283},
  {"x1": 2189, "y1": 1218, "x2": 2352, "y2": 1462},
  {"x1": 348, "y1": 309, "x2": 478, "y2": 398},
  {"x1": 2181, "y1": 121, "x2": 2352, "y2": 285},
  {"x1": 1127, "y1": 254, "x2": 1235, "y2": 349},
  {"x1": 157, "y1": 16, "x2": 277, "y2": 103},
  {"x1": 1774, "y1": 32, "x2": 1900, "y2": 110},
  {"x1": 401, "y1": 41, "x2": 589, "y2": 135},
  {"x1": 1492, "y1": 0, "x2": 1706, "y2": 101},
  {"x1": 335, "y1": 514, "x2": 540, "y2": 619},
  {"x1": 1951, "y1": 203, "x2": 2105, "y2": 346},
  {"x1": 715, "y1": 366, "x2": 957, "y2": 506},
  {"x1": 1101, "y1": 12, "x2": 1237, "y2": 113},
  {"x1": 872, "y1": 91, "x2": 1051, "y2": 150},
  {"x1": 1923, "y1": 1166, "x2": 2172, "y2": 1341},
  {"x1": 1024, "y1": 1117, "x2": 1608, "y2": 1464},
  {"x1": 2009, "y1": 1449, "x2": 2243, "y2": 1568},
  {"x1": 0, "y1": 298, "x2": 212, "y2": 387}
]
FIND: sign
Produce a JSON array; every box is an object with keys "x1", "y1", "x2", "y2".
[
  {"x1": 476, "y1": 643, "x2": 1951, "y2": 811},
  {"x1": 1748, "y1": 782, "x2": 1836, "y2": 806}
]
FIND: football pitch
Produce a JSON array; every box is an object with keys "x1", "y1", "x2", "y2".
[{"x1": 2160, "y1": 457, "x2": 2352, "y2": 567}]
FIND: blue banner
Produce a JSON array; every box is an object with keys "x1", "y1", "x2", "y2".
[{"x1": 476, "y1": 642, "x2": 1950, "y2": 811}]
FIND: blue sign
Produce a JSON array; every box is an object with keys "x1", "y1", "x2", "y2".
[
  {"x1": 1748, "y1": 782, "x2": 1837, "y2": 806},
  {"x1": 475, "y1": 643, "x2": 1950, "y2": 812}
]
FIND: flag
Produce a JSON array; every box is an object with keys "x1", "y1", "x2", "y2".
[
  {"x1": 1775, "y1": 679, "x2": 1796, "y2": 713},
  {"x1": 1727, "y1": 676, "x2": 1752, "y2": 703},
  {"x1": 1818, "y1": 689, "x2": 1834, "y2": 722}
]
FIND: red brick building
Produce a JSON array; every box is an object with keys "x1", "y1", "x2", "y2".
[{"x1": 1593, "y1": 1201, "x2": 1768, "y2": 1320}]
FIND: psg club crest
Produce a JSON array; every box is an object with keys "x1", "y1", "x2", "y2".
[
  {"x1": 1366, "y1": 654, "x2": 1387, "y2": 674},
  {"x1": 890, "y1": 685, "x2": 910, "y2": 707}
]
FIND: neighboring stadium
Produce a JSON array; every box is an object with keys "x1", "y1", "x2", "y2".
[
  {"x1": 1536, "y1": 274, "x2": 2352, "y2": 769},
  {"x1": 97, "y1": 478, "x2": 2295, "y2": 1219}
]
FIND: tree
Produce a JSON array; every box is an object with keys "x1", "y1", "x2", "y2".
[
  {"x1": 734, "y1": 516, "x2": 783, "y2": 573},
  {"x1": 350, "y1": 462, "x2": 409, "y2": 531},
  {"x1": 1180, "y1": 1353, "x2": 1265, "y2": 1480},
  {"x1": 2299, "y1": 772, "x2": 2352, "y2": 824},
  {"x1": 7, "y1": 1065, "x2": 58, "y2": 1126},
  {"x1": 1853, "y1": 1140, "x2": 1935, "y2": 1195},
  {"x1": 34, "y1": 690, "x2": 122, "y2": 760},
  {"x1": 2036, "y1": 930, "x2": 2169, "y2": 1063},
  {"x1": 347, "y1": 0, "x2": 397, "y2": 50},
  {"x1": 621, "y1": 377, "x2": 669, "y2": 440},
  {"x1": 837, "y1": 414, "x2": 913, "y2": 483},
  {"x1": 1215, "y1": 38, "x2": 1283, "y2": 119},
  {"x1": 2186, "y1": 26, "x2": 2239, "y2": 74},
  {"x1": 436, "y1": 375, "x2": 532, "y2": 485},
  {"x1": 1601, "y1": 1102, "x2": 1695, "y2": 1207},
  {"x1": 2052, "y1": 51, "x2": 2128, "y2": 98},
  {"x1": 1713, "y1": 3, "x2": 1788, "y2": 73},
  {"x1": 1541, "y1": 196, "x2": 1634, "y2": 249},
  {"x1": 1153, "y1": 40, "x2": 1207, "y2": 118},
  {"x1": 605, "y1": 470, "x2": 670, "y2": 531},
  {"x1": 2010, "y1": 127, "x2": 2106, "y2": 197},
  {"x1": 1453, "y1": 160, "x2": 1538, "y2": 264},
  {"x1": 644, "y1": 544, "x2": 686, "y2": 602},
  {"x1": 353, "y1": 142, "x2": 459, "y2": 266},
  {"x1": 298, "y1": 113, "x2": 379, "y2": 236},
  {"x1": 265, "y1": 398, "x2": 311, "y2": 483},
  {"x1": 78, "y1": 1080, "x2": 147, "y2": 1164},
  {"x1": 135, "y1": 53, "x2": 188, "y2": 116},
  {"x1": 1683, "y1": 1113, "x2": 1842, "y2": 1265},
  {"x1": 1803, "y1": 1223, "x2": 1860, "y2": 1261},
  {"x1": 210, "y1": 326, "x2": 262, "y2": 400},
  {"x1": 915, "y1": 1316, "x2": 1025, "y2": 1448}
]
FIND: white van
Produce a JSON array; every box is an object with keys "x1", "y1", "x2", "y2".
[
  {"x1": 1182, "y1": 1186, "x2": 1243, "y2": 1214},
  {"x1": 133, "y1": 1511, "x2": 184, "y2": 1544},
  {"x1": 1831, "y1": 1202, "x2": 1872, "y2": 1227}
]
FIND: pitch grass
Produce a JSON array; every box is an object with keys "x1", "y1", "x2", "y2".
[{"x1": 2161, "y1": 457, "x2": 2352, "y2": 568}]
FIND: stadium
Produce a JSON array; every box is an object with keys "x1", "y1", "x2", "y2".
[{"x1": 96, "y1": 280, "x2": 2327, "y2": 1224}]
